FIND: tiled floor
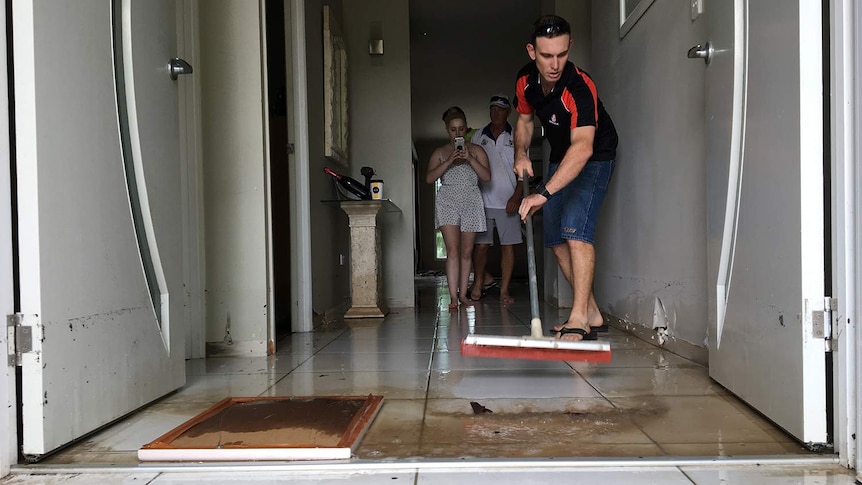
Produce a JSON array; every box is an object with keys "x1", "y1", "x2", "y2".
[{"x1": 5, "y1": 277, "x2": 856, "y2": 484}]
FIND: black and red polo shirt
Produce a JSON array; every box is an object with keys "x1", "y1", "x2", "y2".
[{"x1": 514, "y1": 61, "x2": 618, "y2": 163}]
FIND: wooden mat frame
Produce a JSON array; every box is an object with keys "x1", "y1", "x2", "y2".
[{"x1": 138, "y1": 395, "x2": 383, "y2": 461}]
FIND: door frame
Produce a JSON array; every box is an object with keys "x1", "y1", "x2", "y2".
[
  {"x1": 0, "y1": 0, "x2": 858, "y2": 476},
  {"x1": 177, "y1": 0, "x2": 206, "y2": 360},
  {"x1": 829, "y1": 0, "x2": 860, "y2": 472},
  {"x1": 1, "y1": 0, "x2": 16, "y2": 475},
  {"x1": 285, "y1": 0, "x2": 312, "y2": 334}
]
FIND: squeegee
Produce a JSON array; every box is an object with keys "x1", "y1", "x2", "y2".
[{"x1": 460, "y1": 175, "x2": 612, "y2": 363}]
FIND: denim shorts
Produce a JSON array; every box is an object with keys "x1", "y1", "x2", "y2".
[{"x1": 543, "y1": 160, "x2": 615, "y2": 247}]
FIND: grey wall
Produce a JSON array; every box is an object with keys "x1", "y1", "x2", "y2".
[
  {"x1": 304, "y1": 0, "x2": 354, "y2": 315},
  {"x1": 304, "y1": 0, "x2": 415, "y2": 310},
  {"x1": 199, "y1": 1, "x2": 269, "y2": 353},
  {"x1": 590, "y1": 0, "x2": 708, "y2": 346},
  {"x1": 343, "y1": 0, "x2": 415, "y2": 307}
]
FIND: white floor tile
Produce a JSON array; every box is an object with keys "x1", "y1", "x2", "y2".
[
  {"x1": 290, "y1": 352, "x2": 432, "y2": 372},
  {"x1": 577, "y1": 366, "x2": 725, "y2": 397},
  {"x1": 682, "y1": 465, "x2": 857, "y2": 484},
  {"x1": 1, "y1": 473, "x2": 159, "y2": 484},
  {"x1": 150, "y1": 471, "x2": 417, "y2": 484},
  {"x1": 317, "y1": 337, "x2": 436, "y2": 354},
  {"x1": 161, "y1": 373, "x2": 289, "y2": 404},
  {"x1": 568, "y1": 348, "x2": 701, "y2": 370},
  {"x1": 416, "y1": 468, "x2": 693, "y2": 484},
  {"x1": 427, "y1": 369, "x2": 601, "y2": 399},
  {"x1": 265, "y1": 370, "x2": 430, "y2": 399},
  {"x1": 84, "y1": 401, "x2": 216, "y2": 452},
  {"x1": 431, "y1": 350, "x2": 573, "y2": 371},
  {"x1": 186, "y1": 355, "x2": 304, "y2": 376}
]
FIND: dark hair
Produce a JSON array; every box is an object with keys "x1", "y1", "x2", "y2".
[
  {"x1": 530, "y1": 15, "x2": 571, "y2": 44},
  {"x1": 442, "y1": 106, "x2": 466, "y2": 125}
]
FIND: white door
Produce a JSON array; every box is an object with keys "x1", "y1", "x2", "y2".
[
  {"x1": 13, "y1": 0, "x2": 186, "y2": 459},
  {"x1": 705, "y1": 0, "x2": 828, "y2": 445}
]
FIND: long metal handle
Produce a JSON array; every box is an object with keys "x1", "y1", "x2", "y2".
[{"x1": 522, "y1": 173, "x2": 543, "y2": 338}]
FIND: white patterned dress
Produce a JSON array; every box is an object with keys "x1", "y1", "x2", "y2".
[{"x1": 435, "y1": 155, "x2": 487, "y2": 232}]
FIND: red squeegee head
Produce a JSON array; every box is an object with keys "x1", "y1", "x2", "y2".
[{"x1": 461, "y1": 334, "x2": 612, "y2": 363}]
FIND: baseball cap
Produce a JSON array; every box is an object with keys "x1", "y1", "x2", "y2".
[{"x1": 489, "y1": 95, "x2": 511, "y2": 109}]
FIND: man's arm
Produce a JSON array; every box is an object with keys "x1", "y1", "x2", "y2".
[
  {"x1": 505, "y1": 181, "x2": 524, "y2": 214},
  {"x1": 544, "y1": 125, "x2": 595, "y2": 194},
  {"x1": 425, "y1": 147, "x2": 452, "y2": 184},
  {"x1": 513, "y1": 111, "x2": 535, "y2": 178},
  {"x1": 517, "y1": 125, "x2": 595, "y2": 221}
]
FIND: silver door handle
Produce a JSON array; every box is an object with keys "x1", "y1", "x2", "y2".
[
  {"x1": 168, "y1": 58, "x2": 193, "y2": 80},
  {"x1": 687, "y1": 42, "x2": 713, "y2": 65}
]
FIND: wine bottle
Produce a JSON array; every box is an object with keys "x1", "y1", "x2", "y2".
[{"x1": 324, "y1": 167, "x2": 371, "y2": 200}]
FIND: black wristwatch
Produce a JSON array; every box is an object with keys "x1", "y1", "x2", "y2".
[{"x1": 534, "y1": 183, "x2": 553, "y2": 199}]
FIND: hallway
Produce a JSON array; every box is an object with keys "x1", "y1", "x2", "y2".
[{"x1": 6, "y1": 277, "x2": 851, "y2": 483}]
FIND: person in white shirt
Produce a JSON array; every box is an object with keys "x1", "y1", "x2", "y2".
[{"x1": 469, "y1": 95, "x2": 522, "y2": 305}]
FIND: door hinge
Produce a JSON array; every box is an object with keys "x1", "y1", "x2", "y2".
[
  {"x1": 822, "y1": 297, "x2": 837, "y2": 352},
  {"x1": 7, "y1": 313, "x2": 36, "y2": 367}
]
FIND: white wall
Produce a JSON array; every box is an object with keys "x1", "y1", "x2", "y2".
[
  {"x1": 342, "y1": 0, "x2": 414, "y2": 307},
  {"x1": 590, "y1": 0, "x2": 708, "y2": 346},
  {"x1": 0, "y1": 2, "x2": 14, "y2": 475},
  {"x1": 199, "y1": 1, "x2": 270, "y2": 354}
]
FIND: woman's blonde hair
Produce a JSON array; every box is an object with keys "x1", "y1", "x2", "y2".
[{"x1": 441, "y1": 106, "x2": 466, "y2": 125}]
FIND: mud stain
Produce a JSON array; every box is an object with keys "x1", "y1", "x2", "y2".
[{"x1": 410, "y1": 401, "x2": 672, "y2": 458}]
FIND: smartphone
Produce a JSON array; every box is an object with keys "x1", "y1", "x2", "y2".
[{"x1": 454, "y1": 137, "x2": 465, "y2": 150}]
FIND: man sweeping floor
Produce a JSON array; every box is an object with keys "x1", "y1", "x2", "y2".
[{"x1": 513, "y1": 14, "x2": 619, "y2": 342}]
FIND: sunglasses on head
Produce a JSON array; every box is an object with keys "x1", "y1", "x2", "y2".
[{"x1": 532, "y1": 17, "x2": 570, "y2": 41}]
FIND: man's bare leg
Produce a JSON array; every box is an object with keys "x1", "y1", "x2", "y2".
[
  {"x1": 559, "y1": 240, "x2": 595, "y2": 340},
  {"x1": 500, "y1": 244, "x2": 515, "y2": 304},
  {"x1": 470, "y1": 243, "x2": 490, "y2": 300},
  {"x1": 551, "y1": 244, "x2": 603, "y2": 329}
]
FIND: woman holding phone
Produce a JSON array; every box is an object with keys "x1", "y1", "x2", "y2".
[{"x1": 426, "y1": 106, "x2": 491, "y2": 310}]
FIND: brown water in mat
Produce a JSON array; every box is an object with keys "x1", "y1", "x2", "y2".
[{"x1": 168, "y1": 398, "x2": 367, "y2": 448}]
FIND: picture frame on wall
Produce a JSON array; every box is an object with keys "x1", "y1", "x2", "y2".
[{"x1": 323, "y1": 5, "x2": 349, "y2": 165}]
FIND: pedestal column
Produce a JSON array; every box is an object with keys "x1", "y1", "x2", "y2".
[{"x1": 339, "y1": 201, "x2": 388, "y2": 318}]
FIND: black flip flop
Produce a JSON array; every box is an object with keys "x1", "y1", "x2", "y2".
[
  {"x1": 554, "y1": 322, "x2": 609, "y2": 333},
  {"x1": 476, "y1": 281, "x2": 498, "y2": 297},
  {"x1": 482, "y1": 280, "x2": 499, "y2": 291},
  {"x1": 555, "y1": 327, "x2": 598, "y2": 341}
]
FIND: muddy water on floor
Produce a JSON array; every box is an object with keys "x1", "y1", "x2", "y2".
[{"x1": 357, "y1": 399, "x2": 671, "y2": 459}]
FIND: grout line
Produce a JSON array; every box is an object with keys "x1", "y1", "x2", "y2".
[
  {"x1": 416, "y1": 306, "x2": 443, "y2": 453},
  {"x1": 677, "y1": 467, "x2": 699, "y2": 484}
]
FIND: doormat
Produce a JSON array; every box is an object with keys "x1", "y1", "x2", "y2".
[{"x1": 138, "y1": 395, "x2": 383, "y2": 461}]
